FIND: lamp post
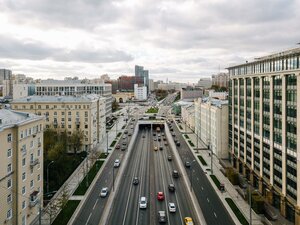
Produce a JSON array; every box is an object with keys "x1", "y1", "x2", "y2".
[
  {"x1": 208, "y1": 142, "x2": 213, "y2": 174},
  {"x1": 112, "y1": 167, "x2": 115, "y2": 191},
  {"x1": 248, "y1": 182, "x2": 252, "y2": 225},
  {"x1": 196, "y1": 129, "x2": 199, "y2": 153},
  {"x1": 47, "y1": 161, "x2": 55, "y2": 194},
  {"x1": 106, "y1": 131, "x2": 109, "y2": 155},
  {"x1": 190, "y1": 160, "x2": 196, "y2": 191}
]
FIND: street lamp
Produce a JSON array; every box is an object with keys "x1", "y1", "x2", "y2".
[
  {"x1": 208, "y1": 142, "x2": 213, "y2": 174},
  {"x1": 190, "y1": 160, "x2": 196, "y2": 191},
  {"x1": 112, "y1": 167, "x2": 115, "y2": 191},
  {"x1": 106, "y1": 131, "x2": 109, "y2": 155},
  {"x1": 248, "y1": 182, "x2": 252, "y2": 225},
  {"x1": 47, "y1": 161, "x2": 55, "y2": 194}
]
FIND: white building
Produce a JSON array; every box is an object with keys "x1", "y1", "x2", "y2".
[
  {"x1": 205, "y1": 90, "x2": 228, "y2": 100},
  {"x1": 195, "y1": 98, "x2": 228, "y2": 159},
  {"x1": 158, "y1": 82, "x2": 187, "y2": 91},
  {"x1": 134, "y1": 84, "x2": 147, "y2": 100},
  {"x1": 181, "y1": 104, "x2": 195, "y2": 131},
  {"x1": 12, "y1": 83, "x2": 29, "y2": 100},
  {"x1": 35, "y1": 79, "x2": 112, "y2": 118},
  {"x1": 211, "y1": 73, "x2": 229, "y2": 88}
]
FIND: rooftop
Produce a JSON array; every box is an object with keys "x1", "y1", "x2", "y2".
[
  {"x1": 37, "y1": 79, "x2": 111, "y2": 86},
  {"x1": 0, "y1": 109, "x2": 42, "y2": 131},
  {"x1": 12, "y1": 94, "x2": 104, "y2": 103}
]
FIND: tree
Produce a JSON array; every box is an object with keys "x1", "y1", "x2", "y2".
[
  {"x1": 112, "y1": 99, "x2": 119, "y2": 112},
  {"x1": 70, "y1": 129, "x2": 84, "y2": 154}
]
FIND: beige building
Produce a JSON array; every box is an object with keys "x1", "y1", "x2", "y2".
[
  {"x1": 195, "y1": 98, "x2": 228, "y2": 159},
  {"x1": 0, "y1": 109, "x2": 44, "y2": 225},
  {"x1": 211, "y1": 73, "x2": 229, "y2": 88},
  {"x1": 181, "y1": 104, "x2": 195, "y2": 131},
  {"x1": 11, "y1": 95, "x2": 106, "y2": 152},
  {"x1": 181, "y1": 87, "x2": 203, "y2": 101},
  {"x1": 112, "y1": 92, "x2": 134, "y2": 103},
  {"x1": 12, "y1": 84, "x2": 29, "y2": 100},
  {"x1": 228, "y1": 47, "x2": 300, "y2": 223}
]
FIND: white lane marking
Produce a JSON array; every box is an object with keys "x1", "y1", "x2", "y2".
[
  {"x1": 207, "y1": 198, "x2": 210, "y2": 203},
  {"x1": 105, "y1": 179, "x2": 107, "y2": 183},
  {"x1": 93, "y1": 199, "x2": 99, "y2": 210},
  {"x1": 85, "y1": 213, "x2": 92, "y2": 225},
  {"x1": 214, "y1": 212, "x2": 217, "y2": 218},
  {"x1": 201, "y1": 186, "x2": 204, "y2": 191},
  {"x1": 197, "y1": 178, "x2": 199, "y2": 181}
]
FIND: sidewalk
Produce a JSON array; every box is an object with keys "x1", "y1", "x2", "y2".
[
  {"x1": 175, "y1": 119, "x2": 263, "y2": 225},
  {"x1": 33, "y1": 115, "x2": 128, "y2": 225}
]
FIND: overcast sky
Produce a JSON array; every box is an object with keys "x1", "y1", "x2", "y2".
[{"x1": 0, "y1": 0, "x2": 299, "y2": 83}]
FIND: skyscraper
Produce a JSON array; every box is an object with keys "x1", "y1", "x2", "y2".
[{"x1": 135, "y1": 65, "x2": 149, "y2": 93}]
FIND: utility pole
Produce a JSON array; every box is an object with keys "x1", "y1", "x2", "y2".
[{"x1": 249, "y1": 183, "x2": 252, "y2": 225}]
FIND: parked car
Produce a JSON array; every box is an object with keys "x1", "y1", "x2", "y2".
[
  {"x1": 100, "y1": 187, "x2": 109, "y2": 197},
  {"x1": 168, "y1": 202, "x2": 176, "y2": 213}
]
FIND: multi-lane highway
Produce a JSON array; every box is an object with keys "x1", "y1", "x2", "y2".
[
  {"x1": 169, "y1": 120, "x2": 235, "y2": 225},
  {"x1": 107, "y1": 126, "x2": 199, "y2": 225}
]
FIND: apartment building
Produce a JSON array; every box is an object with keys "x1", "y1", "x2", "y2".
[
  {"x1": 134, "y1": 84, "x2": 147, "y2": 100},
  {"x1": 195, "y1": 98, "x2": 228, "y2": 159},
  {"x1": 11, "y1": 95, "x2": 106, "y2": 152},
  {"x1": 181, "y1": 87, "x2": 203, "y2": 101},
  {"x1": 34, "y1": 79, "x2": 112, "y2": 118},
  {"x1": 181, "y1": 104, "x2": 195, "y2": 131},
  {"x1": 0, "y1": 109, "x2": 44, "y2": 225},
  {"x1": 228, "y1": 47, "x2": 300, "y2": 223}
]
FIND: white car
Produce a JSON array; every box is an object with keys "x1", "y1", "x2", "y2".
[
  {"x1": 139, "y1": 197, "x2": 147, "y2": 209},
  {"x1": 168, "y1": 202, "x2": 176, "y2": 213},
  {"x1": 100, "y1": 187, "x2": 109, "y2": 197},
  {"x1": 114, "y1": 159, "x2": 120, "y2": 168}
]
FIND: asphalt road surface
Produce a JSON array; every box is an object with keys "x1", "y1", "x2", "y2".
[{"x1": 107, "y1": 127, "x2": 199, "y2": 225}]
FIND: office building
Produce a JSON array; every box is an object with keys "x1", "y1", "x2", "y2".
[
  {"x1": 228, "y1": 47, "x2": 300, "y2": 223},
  {"x1": 197, "y1": 78, "x2": 212, "y2": 89},
  {"x1": 11, "y1": 95, "x2": 106, "y2": 152},
  {"x1": 195, "y1": 98, "x2": 228, "y2": 159},
  {"x1": 0, "y1": 109, "x2": 44, "y2": 225},
  {"x1": 135, "y1": 65, "x2": 149, "y2": 93},
  {"x1": 117, "y1": 75, "x2": 144, "y2": 92},
  {"x1": 34, "y1": 79, "x2": 112, "y2": 118},
  {"x1": 212, "y1": 73, "x2": 229, "y2": 88},
  {"x1": 134, "y1": 84, "x2": 147, "y2": 101},
  {"x1": 181, "y1": 87, "x2": 203, "y2": 101}
]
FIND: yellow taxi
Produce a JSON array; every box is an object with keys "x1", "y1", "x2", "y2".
[{"x1": 184, "y1": 217, "x2": 194, "y2": 225}]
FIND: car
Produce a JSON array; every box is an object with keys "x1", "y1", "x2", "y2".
[
  {"x1": 167, "y1": 155, "x2": 172, "y2": 161},
  {"x1": 157, "y1": 192, "x2": 164, "y2": 201},
  {"x1": 124, "y1": 130, "x2": 128, "y2": 134},
  {"x1": 154, "y1": 146, "x2": 158, "y2": 151},
  {"x1": 163, "y1": 137, "x2": 166, "y2": 141},
  {"x1": 170, "y1": 128, "x2": 174, "y2": 131},
  {"x1": 172, "y1": 170, "x2": 179, "y2": 178},
  {"x1": 168, "y1": 184, "x2": 175, "y2": 192},
  {"x1": 158, "y1": 138, "x2": 161, "y2": 141},
  {"x1": 153, "y1": 133, "x2": 156, "y2": 136},
  {"x1": 184, "y1": 217, "x2": 194, "y2": 225},
  {"x1": 164, "y1": 142, "x2": 168, "y2": 146},
  {"x1": 158, "y1": 211, "x2": 167, "y2": 223},
  {"x1": 100, "y1": 187, "x2": 109, "y2": 197},
  {"x1": 121, "y1": 146, "x2": 126, "y2": 151},
  {"x1": 128, "y1": 133, "x2": 132, "y2": 136},
  {"x1": 116, "y1": 144, "x2": 120, "y2": 149},
  {"x1": 159, "y1": 146, "x2": 163, "y2": 150},
  {"x1": 176, "y1": 141, "x2": 180, "y2": 147},
  {"x1": 114, "y1": 159, "x2": 120, "y2": 167},
  {"x1": 185, "y1": 161, "x2": 191, "y2": 168},
  {"x1": 133, "y1": 177, "x2": 139, "y2": 185},
  {"x1": 123, "y1": 136, "x2": 126, "y2": 139},
  {"x1": 168, "y1": 202, "x2": 176, "y2": 212},
  {"x1": 154, "y1": 138, "x2": 157, "y2": 141},
  {"x1": 122, "y1": 142, "x2": 127, "y2": 146},
  {"x1": 139, "y1": 197, "x2": 147, "y2": 209},
  {"x1": 172, "y1": 132, "x2": 175, "y2": 137}
]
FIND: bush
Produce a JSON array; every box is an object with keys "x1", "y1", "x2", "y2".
[
  {"x1": 110, "y1": 140, "x2": 116, "y2": 147},
  {"x1": 198, "y1": 156, "x2": 207, "y2": 166},
  {"x1": 226, "y1": 168, "x2": 239, "y2": 185},
  {"x1": 210, "y1": 175, "x2": 221, "y2": 188},
  {"x1": 184, "y1": 134, "x2": 189, "y2": 139},
  {"x1": 146, "y1": 107, "x2": 159, "y2": 113},
  {"x1": 52, "y1": 200, "x2": 80, "y2": 225},
  {"x1": 225, "y1": 198, "x2": 249, "y2": 225},
  {"x1": 188, "y1": 140, "x2": 195, "y2": 147},
  {"x1": 117, "y1": 132, "x2": 122, "y2": 137}
]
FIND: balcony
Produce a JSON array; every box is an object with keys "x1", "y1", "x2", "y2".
[
  {"x1": 30, "y1": 158, "x2": 39, "y2": 168},
  {"x1": 29, "y1": 191, "x2": 39, "y2": 207}
]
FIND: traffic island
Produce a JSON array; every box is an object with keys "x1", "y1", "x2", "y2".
[
  {"x1": 225, "y1": 198, "x2": 249, "y2": 225},
  {"x1": 197, "y1": 155, "x2": 207, "y2": 166},
  {"x1": 52, "y1": 200, "x2": 80, "y2": 225},
  {"x1": 73, "y1": 160, "x2": 104, "y2": 195}
]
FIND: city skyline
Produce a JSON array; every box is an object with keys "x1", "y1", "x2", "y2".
[{"x1": 0, "y1": 0, "x2": 299, "y2": 82}]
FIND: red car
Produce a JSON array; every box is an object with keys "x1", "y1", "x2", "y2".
[
  {"x1": 116, "y1": 144, "x2": 120, "y2": 150},
  {"x1": 157, "y1": 192, "x2": 164, "y2": 201}
]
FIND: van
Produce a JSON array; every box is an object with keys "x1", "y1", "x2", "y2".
[{"x1": 158, "y1": 211, "x2": 167, "y2": 223}]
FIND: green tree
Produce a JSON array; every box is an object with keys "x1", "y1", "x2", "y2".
[{"x1": 70, "y1": 129, "x2": 84, "y2": 154}]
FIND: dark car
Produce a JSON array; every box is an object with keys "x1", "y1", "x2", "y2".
[
  {"x1": 172, "y1": 170, "x2": 179, "y2": 178},
  {"x1": 133, "y1": 177, "x2": 139, "y2": 185},
  {"x1": 185, "y1": 161, "x2": 191, "y2": 168},
  {"x1": 176, "y1": 141, "x2": 180, "y2": 147},
  {"x1": 168, "y1": 184, "x2": 175, "y2": 192},
  {"x1": 159, "y1": 146, "x2": 163, "y2": 151}
]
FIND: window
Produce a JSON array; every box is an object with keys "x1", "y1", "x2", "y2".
[
  {"x1": 68, "y1": 125, "x2": 72, "y2": 129},
  {"x1": 68, "y1": 111, "x2": 72, "y2": 116},
  {"x1": 7, "y1": 179, "x2": 12, "y2": 189},
  {"x1": 7, "y1": 133, "x2": 12, "y2": 142},
  {"x1": 7, "y1": 209, "x2": 12, "y2": 219},
  {"x1": 22, "y1": 158, "x2": 26, "y2": 167},
  {"x1": 22, "y1": 172, "x2": 26, "y2": 181},
  {"x1": 85, "y1": 124, "x2": 88, "y2": 129},
  {"x1": 37, "y1": 174, "x2": 41, "y2": 181},
  {"x1": 7, "y1": 194, "x2": 12, "y2": 203},
  {"x1": 22, "y1": 186, "x2": 26, "y2": 195},
  {"x1": 20, "y1": 131, "x2": 24, "y2": 139},
  {"x1": 7, "y1": 149, "x2": 12, "y2": 158},
  {"x1": 30, "y1": 140, "x2": 34, "y2": 148},
  {"x1": 85, "y1": 111, "x2": 88, "y2": 117},
  {"x1": 37, "y1": 149, "x2": 41, "y2": 157},
  {"x1": 22, "y1": 200, "x2": 26, "y2": 210},
  {"x1": 61, "y1": 111, "x2": 65, "y2": 115},
  {"x1": 7, "y1": 164, "x2": 12, "y2": 173},
  {"x1": 30, "y1": 180, "x2": 34, "y2": 188}
]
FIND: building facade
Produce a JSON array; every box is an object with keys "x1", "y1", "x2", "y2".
[
  {"x1": 11, "y1": 95, "x2": 106, "y2": 152},
  {"x1": 0, "y1": 109, "x2": 44, "y2": 225},
  {"x1": 181, "y1": 87, "x2": 203, "y2": 101},
  {"x1": 181, "y1": 104, "x2": 195, "y2": 131},
  {"x1": 34, "y1": 79, "x2": 112, "y2": 118},
  {"x1": 117, "y1": 75, "x2": 144, "y2": 92},
  {"x1": 134, "y1": 84, "x2": 147, "y2": 100},
  {"x1": 195, "y1": 98, "x2": 228, "y2": 159},
  {"x1": 228, "y1": 47, "x2": 300, "y2": 223},
  {"x1": 135, "y1": 65, "x2": 149, "y2": 93},
  {"x1": 197, "y1": 78, "x2": 212, "y2": 89},
  {"x1": 212, "y1": 73, "x2": 229, "y2": 88},
  {"x1": 12, "y1": 84, "x2": 29, "y2": 100}
]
